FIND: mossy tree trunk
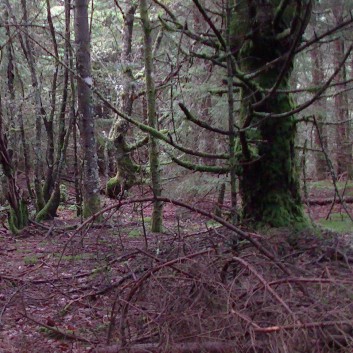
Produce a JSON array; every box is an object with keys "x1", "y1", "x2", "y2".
[
  {"x1": 0, "y1": 97, "x2": 28, "y2": 234},
  {"x1": 106, "y1": 118, "x2": 143, "y2": 198},
  {"x1": 107, "y1": 3, "x2": 140, "y2": 198},
  {"x1": 14, "y1": 0, "x2": 46, "y2": 211},
  {"x1": 140, "y1": 0, "x2": 163, "y2": 232},
  {"x1": 36, "y1": 0, "x2": 72, "y2": 221},
  {"x1": 75, "y1": 0, "x2": 101, "y2": 217},
  {"x1": 231, "y1": 1, "x2": 312, "y2": 227}
]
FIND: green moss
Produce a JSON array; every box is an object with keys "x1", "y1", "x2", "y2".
[
  {"x1": 82, "y1": 194, "x2": 101, "y2": 218},
  {"x1": 206, "y1": 220, "x2": 222, "y2": 228},
  {"x1": 8, "y1": 200, "x2": 29, "y2": 235},
  {"x1": 128, "y1": 229, "x2": 141, "y2": 237},
  {"x1": 318, "y1": 213, "x2": 353, "y2": 234},
  {"x1": 106, "y1": 176, "x2": 121, "y2": 198},
  {"x1": 35, "y1": 185, "x2": 62, "y2": 222},
  {"x1": 231, "y1": 1, "x2": 310, "y2": 229},
  {"x1": 54, "y1": 253, "x2": 93, "y2": 261},
  {"x1": 59, "y1": 184, "x2": 68, "y2": 202},
  {"x1": 24, "y1": 255, "x2": 39, "y2": 266},
  {"x1": 308, "y1": 180, "x2": 353, "y2": 192}
]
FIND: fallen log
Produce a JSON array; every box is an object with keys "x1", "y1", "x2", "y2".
[{"x1": 307, "y1": 196, "x2": 353, "y2": 206}]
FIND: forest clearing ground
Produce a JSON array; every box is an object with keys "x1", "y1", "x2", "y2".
[{"x1": 0, "y1": 183, "x2": 352, "y2": 352}]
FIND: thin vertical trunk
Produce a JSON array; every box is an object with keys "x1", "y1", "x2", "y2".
[
  {"x1": 4, "y1": 9, "x2": 17, "y2": 170},
  {"x1": 75, "y1": 0, "x2": 101, "y2": 217},
  {"x1": 332, "y1": 2, "x2": 352, "y2": 179},
  {"x1": 121, "y1": 4, "x2": 138, "y2": 115},
  {"x1": 16, "y1": 0, "x2": 46, "y2": 210},
  {"x1": 35, "y1": 0, "x2": 72, "y2": 221},
  {"x1": 107, "y1": 3, "x2": 139, "y2": 195},
  {"x1": 226, "y1": 0, "x2": 237, "y2": 224},
  {"x1": 333, "y1": 39, "x2": 352, "y2": 178},
  {"x1": 310, "y1": 43, "x2": 328, "y2": 180},
  {"x1": 42, "y1": 0, "x2": 61, "y2": 203},
  {"x1": 140, "y1": 0, "x2": 163, "y2": 232}
]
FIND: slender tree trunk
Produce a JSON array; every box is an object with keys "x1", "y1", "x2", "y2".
[
  {"x1": 310, "y1": 43, "x2": 328, "y2": 180},
  {"x1": 36, "y1": 0, "x2": 71, "y2": 221},
  {"x1": 17, "y1": 0, "x2": 46, "y2": 211},
  {"x1": 226, "y1": 0, "x2": 237, "y2": 224},
  {"x1": 332, "y1": 2, "x2": 353, "y2": 179},
  {"x1": 231, "y1": 1, "x2": 311, "y2": 227},
  {"x1": 4, "y1": 9, "x2": 18, "y2": 170},
  {"x1": 36, "y1": 0, "x2": 75, "y2": 222},
  {"x1": 121, "y1": 4, "x2": 137, "y2": 116},
  {"x1": 140, "y1": 0, "x2": 163, "y2": 232},
  {"x1": 333, "y1": 39, "x2": 352, "y2": 178},
  {"x1": 107, "y1": 3, "x2": 139, "y2": 196},
  {"x1": 75, "y1": 0, "x2": 101, "y2": 217}
]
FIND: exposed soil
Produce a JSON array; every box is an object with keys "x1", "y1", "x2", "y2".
[{"x1": 0, "y1": 185, "x2": 353, "y2": 353}]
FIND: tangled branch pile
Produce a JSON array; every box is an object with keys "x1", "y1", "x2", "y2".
[{"x1": 94, "y1": 223, "x2": 353, "y2": 353}]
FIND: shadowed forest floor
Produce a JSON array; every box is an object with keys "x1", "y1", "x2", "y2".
[{"x1": 0, "y1": 181, "x2": 353, "y2": 353}]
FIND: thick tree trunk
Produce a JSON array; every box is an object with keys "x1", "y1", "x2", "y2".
[
  {"x1": 231, "y1": 1, "x2": 312, "y2": 227},
  {"x1": 140, "y1": 0, "x2": 163, "y2": 232},
  {"x1": 75, "y1": 0, "x2": 101, "y2": 217}
]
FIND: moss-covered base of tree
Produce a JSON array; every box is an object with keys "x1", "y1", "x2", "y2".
[
  {"x1": 35, "y1": 187, "x2": 61, "y2": 222},
  {"x1": 34, "y1": 181, "x2": 45, "y2": 212},
  {"x1": 240, "y1": 111, "x2": 305, "y2": 228},
  {"x1": 106, "y1": 176, "x2": 122, "y2": 198},
  {"x1": 241, "y1": 189, "x2": 307, "y2": 229},
  {"x1": 151, "y1": 199, "x2": 163, "y2": 232},
  {"x1": 82, "y1": 194, "x2": 101, "y2": 218},
  {"x1": 8, "y1": 200, "x2": 29, "y2": 235}
]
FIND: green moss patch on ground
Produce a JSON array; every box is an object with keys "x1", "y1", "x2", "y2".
[{"x1": 318, "y1": 213, "x2": 353, "y2": 234}]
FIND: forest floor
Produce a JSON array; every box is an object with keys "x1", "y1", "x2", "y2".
[{"x1": 0, "y1": 181, "x2": 353, "y2": 353}]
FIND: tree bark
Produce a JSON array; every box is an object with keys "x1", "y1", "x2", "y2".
[
  {"x1": 332, "y1": 5, "x2": 352, "y2": 178},
  {"x1": 0, "y1": 96, "x2": 28, "y2": 234},
  {"x1": 231, "y1": 1, "x2": 312, "y2": 227},
  {"x1": 310, "y1": 40, "x2": 328, "y2": 180},
  {"x1": 36, "y1": 0, "x2": 72, "y2": 221},
  {"x1": 140, "y1": 0, "x2": 163, "y2": 232},
  {"x1": 15, "y1": 0, "x2": 46, "y2": 211},
  {"x1": 107, "y1": 3, "x2": 139, "y2": 197},
  {"x1": 75, "y1": 0, "x2": 101, "y2": 217}
]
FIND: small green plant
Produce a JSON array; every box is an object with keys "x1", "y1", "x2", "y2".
[
  {"x1": 53, "y1": 253, "x2": 93, "y2": 261},
  {"x1": 60, "y1": 184, "x2": 68, "y2": 202},
  {"x1": 206, "y1": 220, "x2": 222, "y2": 228},
  {"x1": 141, "y1": 216, "x2": 152, "y2": 223},
  {"x1": 68, "y1": 204, "x2": 78, "y2": 211},
  {"x1": 128, "y1": 229, "x2": 141, "y2": 237},
  {"x1": 24, "y1": 255, "x2": 39, "y2": 266}
]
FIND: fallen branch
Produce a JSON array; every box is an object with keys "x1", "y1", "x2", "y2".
[
  {"x1": 94, "y1": 341, "x2": 237, "y2": 353},
  {"x1": 254, "y1": 319, "x2": 353, "y2": 333},
  {"x1": 22, "y1": 313, "x2": 97, "y2": 344}
]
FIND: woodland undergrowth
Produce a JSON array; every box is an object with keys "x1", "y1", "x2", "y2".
[{"x1": 0, "y1": 194, "x2": 352, "y2": 353}]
